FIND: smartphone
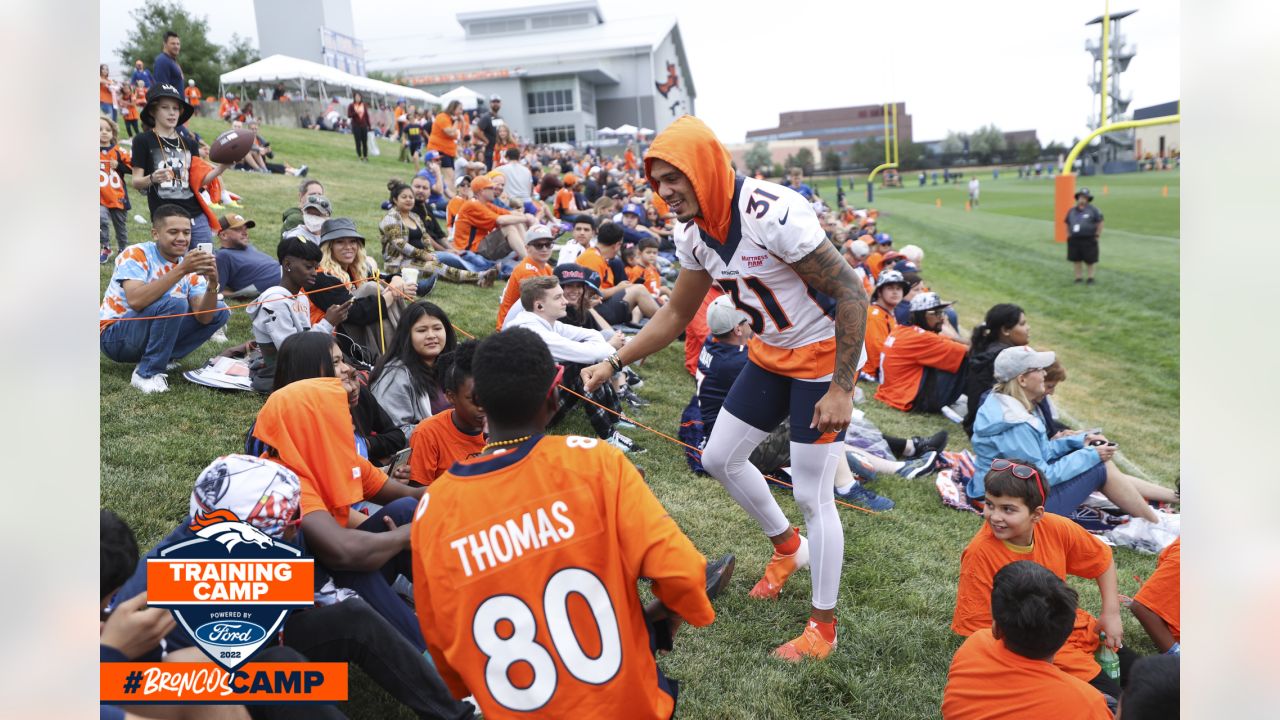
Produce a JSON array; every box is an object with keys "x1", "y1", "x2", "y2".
[
  {"x1": 1089, "y1": 439, "x2": 1117, "y2": 447},
  {"x1": 385, "y1": 447, "x2": 412, "y2": 477}
]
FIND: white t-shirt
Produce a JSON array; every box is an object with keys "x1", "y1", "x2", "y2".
[{"x1": 496, "y1": 162, "x2": 534, "y2": 204}]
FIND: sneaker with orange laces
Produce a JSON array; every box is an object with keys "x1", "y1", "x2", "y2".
[
  {"x1": 773, "y1": 619, "x2": 837, "y2": 661},
  {"x1": 748, "y1": 533, "x2": 809, "y2": 600}
]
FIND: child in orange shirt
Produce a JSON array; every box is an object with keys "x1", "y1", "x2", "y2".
[
  {"x1": 635, "y1": 238, "x2": 671, "y2": 304},
  {"x1": 408, "y1": 340, "x2": 485, "y2": 485},
  {"x1": 98, "y1": 116, "x2": 132, "y2": 261},
  {"x1": 942, "y1": 561, "x2": 1112, "y2": 720},
  {"x1": 1129, "y1": 537, "x2": 1180, "y2": 655},
  {"x1": 952, "y1": 459, "x2": 1131, "y2": 701}
]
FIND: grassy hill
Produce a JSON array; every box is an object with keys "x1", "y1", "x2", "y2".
[{"x1": 102, "y1": 118, "x2": 1179, "y2": 718}]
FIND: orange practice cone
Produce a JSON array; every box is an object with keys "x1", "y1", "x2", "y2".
[
  {"x1": 1103, "y1": 185, "x2": 1109, "y2": 195},
  {"x1": 935, "y1": 198, "x2": 942, "y2": 208},
  {"x1": 1162, "y1": 185, "x2": 1169, "y2": 197},
  {"x1": 965, "y1": 200, "x2": 971, "y2": 212}
]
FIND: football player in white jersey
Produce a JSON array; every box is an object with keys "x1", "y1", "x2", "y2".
[{"x1": 583, "y1": 116, "x2": 868, "y2": 660}]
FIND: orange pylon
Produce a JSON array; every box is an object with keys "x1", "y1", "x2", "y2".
[
  {"x1": 965, "y1": 200, "x2": 971, "y2": 212},
  {"x1": 1162, "y1": 185, "x2": 1169, "y2": 197},
  {"x1": 1103, "y1": 185, "x2": 1110, "y2": 195},
  {"x1": 935, "y1": 198, "x2": 942, "y2": 208}
]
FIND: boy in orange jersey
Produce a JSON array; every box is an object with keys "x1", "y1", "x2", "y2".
[
  {"x1": 99, "y1": 116, "x2": 133, "y2": 261},
  {"x1": 952, "y1": 458, "x2": 1134, "y2": 702},
  {"x1": 497, "y1": 226, "x2": 556, "y2": 329},
  {"x1": 554, "y1": 173, "x2": 580, "y2": 219},
  {"x1": 1129, "y1": 537, "x2": 1180, "y2": 655},
  {"x1": 183, "y1": 79, "x2": 202, "y2": 107},
  {"x1": 409, "y1": 340, "x2": 486, "y2": 485},
  {"x1": 634, "y1": 237, "x2": 671, "y2": 304},
  {"x1": 942, "y1": 561, "x2": 1112, "y2": 720},
  {"x1": 412, "y1": 328, "x2": 734, "y2": 719},
  {"x1": 859, "y1": 269, "x2": 909, "y2": 382}
]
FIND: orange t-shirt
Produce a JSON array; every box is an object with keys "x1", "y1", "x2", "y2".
[
  {"x1": 492, "y1": 141, "x2": 518, "y2": 168},
  {"x1": 497, "y1": 259, "x2": 553, "y2": 329},
  {"x1": 446, "y1": 196, "x2": 466, "y2": 229},
  {"x1": 874, "y1": 325, "x2": 968, "y2": 411},
  {"x1": 427, "y1": 112, "x2": 457, "y2": 157},
  {"x1": 859, "y1": 304, "x2": 897, "y2": 380},
  {"x1": 219, "y1": 98, "x2": 239, "y2": 117},
  {"x1": 411, "y1": 435, "x2": 714, "y2": 719},
  {"x1": 1133, "y1": 537, "x2": 1180, "y2": 641},
  {"x1": 624, "y1": 265, "x2": 644, "y2": 284},
  {"x1": 641, "y1": 266, "x2": 662, "y2": 296},
  {"x1": 624, "y1": 149, "x2": 637, "y2": 170},
  {"x1": 100, "y1": 79, "x2": 113, "y2": 104},
  {"x1": 252, "y1": 378, "x2": 389, "y2": 529},
  {"x1": 452, "y1": 199, "x2": 505, "y2": 252},
  {"x1": 99, "y1": 146, "x2": 131, "y2": 210},
  {"x1": 576, "y1": 247, "x2": 615, "y2": 289},
  {"x1": 408, "y1": 409, "x2": 485, "y2": 486},
  {"x1": 394, "y1": 106, "x2": 407, "y2": 125},
  {"x1": 554, "y1": 187, "x2": 576, "y2": 219},
  {"x1": 952, "y1": 513, "x2": 1113, "y2": 682},
  {"x1": 942, "y1": 629, "x2": 1112, "y2": 720},
  {"x1": 185, "y1": 86, "x2": 202, "y2": 105}
]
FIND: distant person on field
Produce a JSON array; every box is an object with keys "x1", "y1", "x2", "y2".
[
  {"x1": 130, "y1": 59, "x2": 154, "y2": 89},
  {"x1": 942, "y1": 561, "x2": 1112, "y2": 719},
  {"x1": 347, "y1": 91, "x2": 371, "y2": 161},
  {"x1": 183, "y1": 79, "x2": 202, "y2": 107},
  {"x1": 968, "y1": 176, "x2": 980, "y2": 206},
  {"x1": 1065, "y1": 187, "x2": 1104, "y2": 284},
  {"x1": 99, "y1": 205, "x2": 231, "y2": 394}
]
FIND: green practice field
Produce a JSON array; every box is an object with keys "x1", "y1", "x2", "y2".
[{"x1": 101, "y1": 118, "x2": 1179, "y2": 719}]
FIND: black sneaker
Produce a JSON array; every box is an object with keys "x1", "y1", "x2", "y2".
[
  {"x1": 909, "y1": 430, "x2": 949, "y2": 458},
  {"x1": 704, "y1": 554, "x2": 736, "y2": 601},
  {"x1": 623, "y1": 367, "x2": 644, "y2": 389},
  {"x1": 1086, "y1": 277, "x2": 1095, "y2": 285},
  {"x1": 620, "y1": 387, "x2": 649, "y2": 408}
]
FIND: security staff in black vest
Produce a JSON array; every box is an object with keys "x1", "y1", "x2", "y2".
[{"x1": 1064, "y1": 187, "x2": 1105, "y2": 284}]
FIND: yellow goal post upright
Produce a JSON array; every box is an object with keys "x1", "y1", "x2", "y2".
[{"x1": 866, "y1": 102, "x2": 899, "y2": 203}]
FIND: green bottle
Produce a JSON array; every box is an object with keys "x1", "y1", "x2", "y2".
[{"x1": 1096, "y1": 632, "x2": 1121, "y2": 680}]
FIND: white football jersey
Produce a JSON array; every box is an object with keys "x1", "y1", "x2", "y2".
[{"x1": 675, "y1": 176, "x2": 837, "y2": 351}]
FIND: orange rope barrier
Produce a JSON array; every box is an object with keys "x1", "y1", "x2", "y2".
[{"x1": 105, "y1": 277, "x2": 366, "y2": 321}]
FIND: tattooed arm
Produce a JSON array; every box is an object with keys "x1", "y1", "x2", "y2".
[{"x1": 788, "y1": 240, "x2": 869, "y2": 433}]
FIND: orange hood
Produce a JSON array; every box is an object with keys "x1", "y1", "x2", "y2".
[
  {"x1": 252, "y1": 377, "x2": 365, "y2": 514},
  {"x1": 644, "y1": 115, "x2": 735, "y2": 243}
]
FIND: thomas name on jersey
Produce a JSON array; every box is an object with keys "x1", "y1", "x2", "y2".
[{"x1": 448, "y1": 500, "x2": 576, "y2": 577}]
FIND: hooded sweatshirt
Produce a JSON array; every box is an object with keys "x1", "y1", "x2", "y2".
[
  {"x1": 645, "y1": 115, "x2": 839, "y2": 377},
  {"x1": 252, "y1": 378, "x2": 388, "y2": 528},
  {"x1": 968, "y1": 392, "x2": 1099, "y2": 500}
]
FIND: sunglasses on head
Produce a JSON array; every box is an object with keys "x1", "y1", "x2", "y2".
[
  {"x1": 990, "y1": 459, "x2": 1047, "y2": 505},
  {"x1": 306, "y1": 195, "x2": 331, "y2": 209}
]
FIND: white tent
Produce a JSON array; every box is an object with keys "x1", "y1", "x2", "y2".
[
  {"x1": 638, "y1": 127, "x2": 655, "y2": 136},
  {"x1": 596, "y1": 127, "x2": 618, "y2": 136},
  {"x1": 438, "y1": 85, "x2": 485, "y2": 109},
  {"x1": 614, "y1": 124, "x2": 639, "y2": 136},
  {"x1": 219, "y1": 54, "x2": 438, "y2": 105}
]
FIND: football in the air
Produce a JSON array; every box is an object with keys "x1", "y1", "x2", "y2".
[{"x1": 209, "y1": 129, "x2": 256, "y2": 164}]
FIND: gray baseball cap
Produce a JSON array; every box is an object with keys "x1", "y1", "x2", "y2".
[
  {"x1": 993, "y1": 346, "x2": 1056, "y2": 383},
  {"x1": 318, "y1": 218, "x2": 365, "y2": 246}
]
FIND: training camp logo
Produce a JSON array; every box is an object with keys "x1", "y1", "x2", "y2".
[{"x1": 146, "y1": 509, "x2": 314, "y2": 672}]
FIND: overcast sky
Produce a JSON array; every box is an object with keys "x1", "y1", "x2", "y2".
[{"x1": 101, "y1": 0, "x2": 1179, "y2": 145}]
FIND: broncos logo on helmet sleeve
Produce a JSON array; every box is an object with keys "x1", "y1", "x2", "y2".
[{"x1": 189, "y1": 509, "x2": 274, "y2": 552}]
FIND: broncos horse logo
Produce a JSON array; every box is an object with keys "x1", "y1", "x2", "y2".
[
  {"x1": 189, "y1": 509, "x2": 274, "y2": 552},
  {"x1": 655, "y1": 61, "x2": 680, "y2": 98}
]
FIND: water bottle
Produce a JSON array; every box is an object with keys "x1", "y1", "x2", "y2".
[{"x1": 1096, "y1": 633, "x2": 1121, "y2": 680}]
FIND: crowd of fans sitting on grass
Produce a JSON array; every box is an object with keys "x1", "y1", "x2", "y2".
[{"x1": 99, "y1": 92, "x2": 1180, "y2": 718}]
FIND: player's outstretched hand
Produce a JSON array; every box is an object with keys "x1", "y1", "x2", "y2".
[
  {"x1": 581, "y1": 361, "x2": 613, "y2": 392},
  {"x1": 100, "y1": 592, "x2": 177, "y2": 660},
  {"x1": 810, "y1": 387, "x2": 854, "y2": 434}
]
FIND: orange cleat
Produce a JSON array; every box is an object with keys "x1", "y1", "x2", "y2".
[
  {"x1": 772, "y1": 619, "x2": 837, "y2": 661},
  {"x1": 748, "y1": 533, "x2": 809, "y2": 600}
]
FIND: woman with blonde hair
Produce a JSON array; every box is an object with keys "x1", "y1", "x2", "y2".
[
  {"x1": 491, "y1": 122, "x2": 518, "y2": 167},
  {"x1": 969, "y1": 346, "x2": 1178, "y2": 540},
  {"x1": 379, "y1": 179, "x2": 496, "y2": 292},
  {"x1": 307, "y1": 217, "x2": 411, "y2": 362}
]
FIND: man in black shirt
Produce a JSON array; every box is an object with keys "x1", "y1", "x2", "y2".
[
  {"x1": 1064, "y1": 187, "x2": 1105, "y2": 284},
  {"x1": 474, "y1": 95, "x2": 502, "y2": 171}
]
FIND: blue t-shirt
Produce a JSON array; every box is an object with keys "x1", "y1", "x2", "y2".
[
  {"x1": 130, "y1": 68, "x2": 154, "y2": 88},
  {"x1": 621, "y1": 225, "x2": 651, "y2": 247},
  {"x1": 696, "y1": 339, "x2": 749, "y2": 433},
  {"x1": 215, "y1": 244, "x2": 281, "y2": 296},
  {"x1": 152, "y1": 52, "x2": 183, "y2": 90}
]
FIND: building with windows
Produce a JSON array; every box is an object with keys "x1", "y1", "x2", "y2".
[
  {"x1": 366, "y1": 1, "x2": 694, "y2": 147},
  {"x1": 253, "y1": 0, "x2": 366, "y2": 76},
  {"x1": 745, "y1": 103, "x2": 913, "y2": 158}
]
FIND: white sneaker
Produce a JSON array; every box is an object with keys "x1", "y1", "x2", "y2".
[
  {"x1": 131, "y1": 369, "x2": 170, "y2": 394},
  {"x1": 606, "y1": 431, "x2": 644, "y2": 454},
  {"x1": 210, "y1": 328, "x2": 229, "y2": 344},
  {"x1": 940, "y1": 404, "x2": 964, "y2": 423}
]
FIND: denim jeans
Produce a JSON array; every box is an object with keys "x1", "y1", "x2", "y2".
[
  {"x1": 325, "y1": 497, "x2": 424, "y2": 651},
  {"x1": 99, "y1": 294, "x2": 230, "y2": 377},
  {"x1": 435, "y1": 250, "x2": 492, "y2": 273},
  {"x1": 190, "y1": 214, "x2": 213, "y2": 244}
]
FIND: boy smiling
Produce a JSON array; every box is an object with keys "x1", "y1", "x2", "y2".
[{"x1": 951, "y1": 458, "x2": 1131, "y2": 701}]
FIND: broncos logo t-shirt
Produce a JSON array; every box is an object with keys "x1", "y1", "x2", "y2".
[{"x1": 132, "y1": 130, "x2": 202, "y2": 218}]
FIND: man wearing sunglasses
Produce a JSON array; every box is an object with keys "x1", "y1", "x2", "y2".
[{"x1": 876, "y1": 291, "x2": 970, "y2": 420}]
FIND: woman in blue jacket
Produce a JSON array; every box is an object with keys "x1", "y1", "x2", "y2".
[{"x1": 969, "y1": 346, "x2": 1178, "y2": 528}]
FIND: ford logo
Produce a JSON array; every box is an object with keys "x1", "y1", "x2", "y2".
[{"x1": 194, "y1": 621, "x2": 267, "y2": 646}]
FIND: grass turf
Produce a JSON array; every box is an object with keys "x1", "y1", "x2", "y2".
[{"x1": 102, "y1": 118, "x2": 1178, "y2": 718}]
